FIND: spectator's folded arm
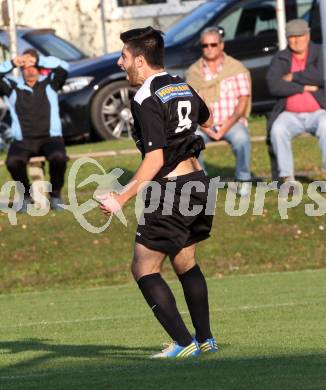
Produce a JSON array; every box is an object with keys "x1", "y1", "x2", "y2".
[
  {"x1": 266, "y1": 58, "x2": 304, "y2": 97},
  {"x1": 292, "y1": 61, "x2": 324, "y2": 87}
]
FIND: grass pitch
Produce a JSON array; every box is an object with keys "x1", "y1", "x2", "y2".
[
  {"x1": 0, "y1": 269, "x2": 325, "y2": 390},
  {"x1": 1, "y1": 136, "x2": 326, "y2": 292}
]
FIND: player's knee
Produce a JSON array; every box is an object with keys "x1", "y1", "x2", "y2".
[
  {"x1": 131, "y1": 255, "x2": 161, "y2": 281},
  {"x1": 131, "y1": 260, "x2": 138, "y2": 280},
  {"x1": 171, "y1": 254, "x2": 196, "y2": 274},
  {"x1": 131, "y1": 255, "x2": 146, "y2": 280}
]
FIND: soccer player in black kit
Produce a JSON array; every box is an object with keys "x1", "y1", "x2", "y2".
[{"x1": 100, "y1": 26, "x2": 217, "y2": 358}]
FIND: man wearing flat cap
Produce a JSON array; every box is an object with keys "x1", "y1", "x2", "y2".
[{"x1": 266, "y1": 19, "x2": 326, "y2": 183}]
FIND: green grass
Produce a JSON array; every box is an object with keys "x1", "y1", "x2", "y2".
[
  {"x1": 65, "y1": 138, "x2": 136, "y2": 154},
  {"x1": 0, "y1": 269, "x2": 325, "y2": 389},
  {"x1": 0, "y1": 118, "x2": 326, "y2": 292}
]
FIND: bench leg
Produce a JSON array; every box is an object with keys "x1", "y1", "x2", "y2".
[{"x1": 28, "y1": 164, "x2": 48, "y2": 209}]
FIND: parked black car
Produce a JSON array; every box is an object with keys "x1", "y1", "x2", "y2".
[
  {"x1": 0, "y1": 0, "x2": 322, "y2": 146},
  {"x1": 59, "y1": 0, "x2": 322, "y2": 141},
  {"x1": 58, "y1": 54, "x2": 137, "y2": 141}
]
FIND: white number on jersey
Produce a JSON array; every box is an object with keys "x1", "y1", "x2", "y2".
[{"x1": 175, "y1": 101, "x2": 192, "y2": 133}]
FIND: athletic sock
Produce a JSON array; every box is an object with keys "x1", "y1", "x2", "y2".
[
  {"x1": 137, "y1": 273, "x2": 193, "y2": 347},
  {"x1": 178, "y1": 264, "x2": 212, "y2": 343}
]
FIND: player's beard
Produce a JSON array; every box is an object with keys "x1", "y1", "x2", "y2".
[{"x1": 127, "y1": 62, "x2": 140, "y2": 87}]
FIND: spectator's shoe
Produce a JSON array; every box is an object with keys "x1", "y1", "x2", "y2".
[
  {"x1": 150, "y1": 341, "x2": 201, "y2": 358},
  {"x1": 278, "y1": 177, "x2": 300, "y2": 198},
  {"x1": 198, "y1": 337, "x2": 218, "y2": 353},
  {"x1": 49, "y1": 197, "x2": 64, "y2": 212},
  {"x1": 237, "y1": 181, "x2": 251, "y2": 197},
  {"x1": 17, "y1": 196, "x2": 33, "y2": 213}
]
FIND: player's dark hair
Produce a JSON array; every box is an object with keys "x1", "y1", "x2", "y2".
[
  {"x1": 120, "y1": 26, "x2": 164, "y2": 69},
  {"x1": 22, "y1": 48, "x2": 39, "y2": 62}
]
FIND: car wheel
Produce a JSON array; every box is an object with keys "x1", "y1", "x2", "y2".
[{"x1": 91, "y1": 80, "x2": 137, "y2": 140}]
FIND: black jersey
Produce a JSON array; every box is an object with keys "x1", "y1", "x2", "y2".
[{"x1": 131, "y1": 72, "x2": 210, "y2": 178}]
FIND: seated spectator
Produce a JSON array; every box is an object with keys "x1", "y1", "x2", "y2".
[
  {"x1": 0, "y1": 49, "x2": 69, "y2": 211},
  {"x1": 267, "y1": 19, "x2": 326, "y2": 183},
  {"x1": 186, "y1": 26, "x2": 252, "y2": 195}
]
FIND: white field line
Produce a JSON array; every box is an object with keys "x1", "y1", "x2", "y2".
[
  {"x1": 0, "y1": 300, "x2": 324, "y2": 330},
  {"x1": 0, "y1": 268, "x2": 325, "y2": 300}
]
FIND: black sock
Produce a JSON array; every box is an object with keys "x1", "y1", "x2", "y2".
[
  {"x1": 178, "y1": 265, "x2": 212, "y2": 343},
  {"x1": 137, "y1": 273, "x2": 192, "y2": 346}
]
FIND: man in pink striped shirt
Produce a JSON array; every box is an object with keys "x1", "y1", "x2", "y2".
[
  {"x1": 186, "y1": 27, "x2": 252, "y2": 195},
  {"x1": 267, "y1": 19, "x2": 326, "y2": 183}
]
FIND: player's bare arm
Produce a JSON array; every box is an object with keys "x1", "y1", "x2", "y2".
[
  {"x1": 99, "y1": 148, "x2": 164, "y2": 215},
  {"x1": 199, "y1": 109, "x2": 217, "y2": 139},
  {"x1": 201, "y1": 109, "x2": 213, "y2": 130}
]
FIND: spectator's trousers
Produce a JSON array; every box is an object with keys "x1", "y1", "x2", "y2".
[
  {"x1": 6, "y1": 136, "x2": 68, "y2": 198},
  {"x1": 196, "y1": 122, "x2": 251, "y2": 181},
  {"x1": 270, "y1": 110, "x2": 326, "y2": 178}
]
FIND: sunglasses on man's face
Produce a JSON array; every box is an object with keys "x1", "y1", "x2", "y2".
[{"x1": 201, "y1": 43, "x2": 219, "y2": 48}]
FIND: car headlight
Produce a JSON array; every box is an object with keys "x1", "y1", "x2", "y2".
[{"x1": 61, "y1": 76, "x2": 94, "y2": 94}]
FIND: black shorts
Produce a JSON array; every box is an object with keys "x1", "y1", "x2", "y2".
[{"x1": 135, "y1": 170, "x2": 213, "y2": 256}]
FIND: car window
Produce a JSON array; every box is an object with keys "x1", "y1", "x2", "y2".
[
  {"x1": 218, "y1": 0, "x2": 277, "y2": 41},
  {"x1": 24, "y1": 32, "x2": 87, "y2": 61},
  {"x1": 164, "y1": 1, "x2": 228, "y2": 45},
  {"x1": 217, "y1": 7, "x2": 242, "y2": 41},
  {"x1": 298, "y1": 0, "x2": 314, "y2": 18}
]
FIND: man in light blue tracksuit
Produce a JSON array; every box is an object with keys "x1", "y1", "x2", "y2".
[{"x1": 0, "y1": 49, "x2": 69, "y2": 211}]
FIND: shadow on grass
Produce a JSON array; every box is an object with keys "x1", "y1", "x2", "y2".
[
  {"x1": 205, "y1": 160, "x2": 319, "y2": 185},
  {"x1": 0, "y1": 339, "x2": 325, "y2": 390},
  {"x1": 205, "y1": 162, "x2": 263, "y2": 184},
  {"x1": 295, "y1": 174, "x2": 316, "y2": 184},
  {"x1": 0, "y1": 338, "x2": 152, "y2": 361},
  {"x1": 205, "y1": 162, "x2": 235, "y2": 180}
]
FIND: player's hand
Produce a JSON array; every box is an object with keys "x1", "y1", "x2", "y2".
[
  {"x1": 97, "y1": 192, "x2": 123, "y2": 216},
  {"x1": 12, "y1": 55, "x2": 25, "y2": 67}
]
